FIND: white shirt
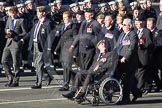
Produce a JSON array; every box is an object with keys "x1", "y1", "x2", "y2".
[
  {"x1": 137, "y1": 28, "x2": 143, "y2": 34},
  {"x1": 106, "y1": 26, "x2": 112, "y2": 30},
  {"x1": 33, "y1": 17, "x2": 45, "y2": 42},
  {"x1": 64, "y1": 22, "x2": 71, "y2": 30},
  {"x1": 137, "y1": 28, "x2": 144, "y2": 39},
  {"x1": 150, "y1": 27, "x2": 156, "y2": 32}
]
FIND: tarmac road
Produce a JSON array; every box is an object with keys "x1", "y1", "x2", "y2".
[{"x1": 0, "y1": 75, "x2": 162, "y2": 108}]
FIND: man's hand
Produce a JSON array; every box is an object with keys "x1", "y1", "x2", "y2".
[
  {"x1": 73, "y1": 56, "x2": 76, "y2": 59},
  {"x1": 69, "y1": 47, "x2": 73, "y2": 52},
  {"x1": 120, "y1": 57, "x2": 126, "y2": 63},
  {"x1": 18, "y1": 39, "x2": 24, "y2": 45},
  {"x1": 54, "y1": 51, "x2": 57, "y2": 55},
  {"x1": 6, "y1": 29, "x2": 12, "y2": 38},
  {"x1": 6, "y1": 29, "x2": 11, "y2": 34},
  {"x1": 101, "y1": 58, "x2": 107, "y2": 62}
]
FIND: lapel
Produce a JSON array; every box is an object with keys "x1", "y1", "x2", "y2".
[
  {"x1": 34, "y1": 20, "x2": 39, "y2": 30},
  {"x1": 38, "y1": 18, "x2": 46, "y2": 34},
  {"x1": 81, "y1": 20, "x2": 87, "y2": 33},
  {"x1": 138, "y1": 28, "x2": 144, "y2": 39},
  {"x1": 61, "y1": 23, "x2": 72, "y2": 35},
  {"x1": 14, "y1": 18, "x2": 21, "y2": 29},
  {"x1": 9, "y1": 17, "x2": 12, "y2": 29},
  {"x1": 86, "y1": 20, "x2": 93, "y2": 28},
  {"x1": 124, "y1": 31, "x2": 130, "y2": 40},
  {"x1": 61, "y1": 23, "x2": 65, "y2": 33},
  {"x1": 119, "y1": 32, "x2": 125, "y2": 41},
  {"x1": 105, "y1": 27, "x2": 109, "y2": 33},
  {"x1": 33, "y1": 18, "x2": 46, "y2": 38}
]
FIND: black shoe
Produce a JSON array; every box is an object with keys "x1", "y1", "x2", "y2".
[
  {"x1": 59, "y1": 87, "x2": 69, "y2": 91},
  {"x1": 46, "y1": 77, "x2": 53, "y2": 86},
  {"x1": 143, "y1": 89, "x2": 151, "y2": 95},
  {"x1": 75, "y1": 92, "x2": 86, "y2": 104},
  {"x1": 9, "y1": 83, "x2": 19, "y2": 87},
  {"x1": 5, "y1": 83, "x2": 12, "y2": 87},
  {"x1": 31, "y1": 85, "x2": 42, "y2": 89},
  {"x1": 62, "y1": 91, "x2": 76, "y2": 99},
  {"x1": 132, "y1": 92, "x2": 142, "y2": 102},
  {"x1": 5, "y1": 81, "x2": 13, "y2": 87},
  {"x1": 75, "y1": 92, "x2": 85, "y2": 100}
]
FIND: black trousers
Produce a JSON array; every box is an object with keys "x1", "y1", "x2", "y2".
[
  {"x1": 117, "y1": 61, "x2": 139, "y2": 101},
  {"x1": 61, "y1": 62, "x2": 72, "y2": 88},
  {"x1": 144, "y1": 47, "x2": 162, "y2": 90},
  {"x1": 79, "y1": 50, "x2": 95, "y2": 70},
  {"x1": 135, "y1": 65, "x2": 148, "y2": 90},
  {"x1": 72, "y1": 70, "x2": 105, "y2": 92}
]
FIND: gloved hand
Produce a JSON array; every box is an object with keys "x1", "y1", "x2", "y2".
[{"x1": 18, "y1": 39, "x2": 24, "y2": 45}]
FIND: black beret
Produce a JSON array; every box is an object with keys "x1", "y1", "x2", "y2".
[
  {"x1": 135, "y1": 15, "x2": 145, "y2": 21},
  {"x1": 96, "y1": 40, "x2": 105, "y2": 47},
  {"x1": 134, "y1": 6, "x2": 141, "y2": 11},
  {"x1": 85, "y1": 8, "x2": 93, "y2": 13},
  {"x1": 76, "y1": 10, "x2": 84, "y2": 15}
]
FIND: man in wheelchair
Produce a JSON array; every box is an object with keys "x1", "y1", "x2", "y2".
[{"x1": 62, "y1": 39, "x2": 113, "y2": 101}]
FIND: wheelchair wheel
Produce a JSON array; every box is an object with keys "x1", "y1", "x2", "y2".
[{"x1": 99, "y1": 78, "x2": 122, "y2": 105}]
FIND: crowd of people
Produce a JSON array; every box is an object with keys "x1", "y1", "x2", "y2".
[{"x1": 0, "y1": 0, "x2": 162, "y2": 105}]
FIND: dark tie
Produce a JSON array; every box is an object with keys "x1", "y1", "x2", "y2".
[
  {"x1": 94, "y1": 53, "x2": 102, "y2": 71},
  {"x1": 11, "y1": 19, "x2": 15, "y2": 30},
  {"x1": 34, "y1": 21, "x2": 41, "y2": 39},
  {"x1": 117, "y1": 33, "x2": 126, "y2": 55},
  {"x1": 82, "y1": 21, "x2": 87, "y2": 34}
]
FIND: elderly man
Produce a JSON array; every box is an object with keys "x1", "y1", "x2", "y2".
[
  {"x1": 62, "y1": 39, "x2": 113, "y2": 101},
  {"x1": 115, "y1": 18, "x2": 142, "y2": 103}
]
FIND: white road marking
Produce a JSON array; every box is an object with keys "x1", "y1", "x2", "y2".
[
  {"x1": 0, "y1": 98, "x2": 67, "y2": 105},
  {"x1": 0, "y1": 85, "x2": 62, "y2": 92}
]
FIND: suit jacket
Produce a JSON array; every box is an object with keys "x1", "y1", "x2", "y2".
[
  {"x1": 137, "y1": 28, "x2": 153, "y2": 66},
  {"x1": 72, "y1": 18, "x2": 83, "y2": 32},
  {"x1": 24, "y1": 18, "x2": 52, "y2": 52},
  {"x1": 79, "y1": 19, "x2": 101, "y2": 37},
  {"x1": 79, "y1": 51, "x2": 113, "y2": 75},
  {"x1": 71, "y1": 19, "x2": 101, "y2": 53},
  {"x1": 99, "y1": 25, "x2": 119, "y2": 52},
  {"x1": 152, "y1": 28, "x2": 162, "y2": 47},
  {"x1": 88, "y1": 51, "x2": 113, "y2": 74},
  {"x1": 55, "y1": 22, "x2": 78, "y2": 63},
  {"x1": 156, "y1": 13, "x2": 162, "y2": 30},
  {"x1": 5, "y1": 16, "x2": 27, "y2": 48},
  {"x1": 115, "y1": 30, "x2": 138, "y2": 71}
]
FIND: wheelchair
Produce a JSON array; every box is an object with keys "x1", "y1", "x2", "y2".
[
  {"x1": 73, "y1": 49, "x2": 123, "y2": 105},
  {"x1": 73, "y1": 75, "x2": 123, "y2": 105}
]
